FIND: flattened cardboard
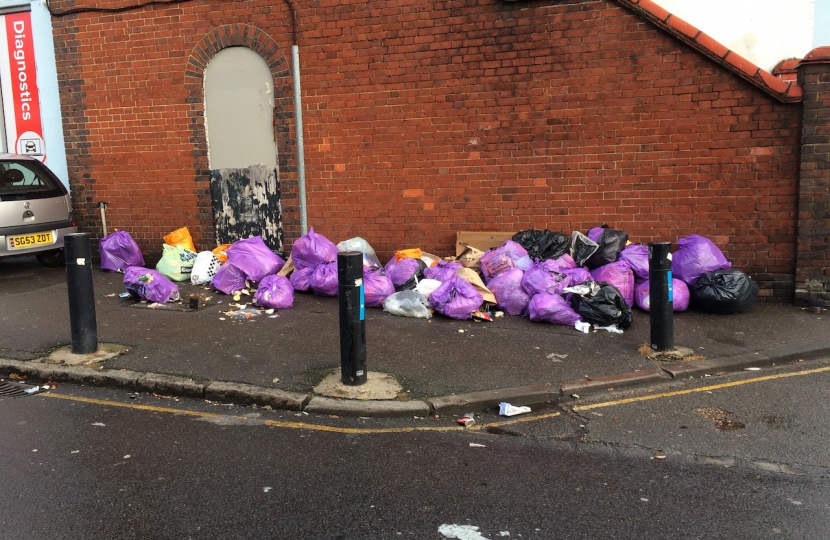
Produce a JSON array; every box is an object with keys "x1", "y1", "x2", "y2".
[{"x1": 456, "y1": 231, "x2": 514, "y2": 256}]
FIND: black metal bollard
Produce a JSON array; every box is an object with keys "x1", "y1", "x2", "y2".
[
  {"x1": 649, "y1": 242, "x2": 674, "y2": 352},
  {"x1": 338, "y1": 251, "x2": 366, "y2": 385},
  {"x1": 65, "y1": 233, "x2": 98, "y2": 354}
]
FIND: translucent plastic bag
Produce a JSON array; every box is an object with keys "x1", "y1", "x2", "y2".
[
  {"x1": 634, "y1": 279, "x2": 690, "y2": 312},
  {"x1": 311, "y1": 260, "x2": 338, "y2": 297},
  {"x1": 529, "y1": 293, "x2": 582, "y2": 325},
  {"x1": 383, "y1": 290, "x2": 432, "y2": 319},
  {"x1": 429, "y1": 275, "x2": 483, "y2": 320},
  {"x1": 211, "y1": 262, "x2": 248, "y2": 294},
  {"x1": 487, "y1": 268, "x2": 531, "y2": 317},
  {"x1": 291, "y1": 227, "x2": 338, "y2": 271},
  {"x1": 163, "y1": 227, "x2": 196, "y2": 252},
  {"x1": 226, "y1": 236, "x2": 286, "y2": 282},
  {"x1": 363, "y1": 267, "x2": 395, "y2": 307},
  {"x1": 254, "y1": 274, "x2": 294, "y2": 309},
  {"x1": 619, "y1": 244, "x2": 649, "y2": 282},
  {"x1": 100, "y1": 230, "x2": 144, "y2": 272},
  {"x1": 156, "y1": 244, "x2": 197, "y2": 282},
  {"x1": 590, "y1": 261, "x2": 635, "y2": 307},
  {"x1": 124, "y1": 267, "x2": 180, "y2": 303},
  {"x1": 289, "y1": 266, "x2": 315, "y2": 292},
  {"x1": 337, "y1": 237, "x2": 382, "y2": 267},
  {"x1": 521, "y1": 260, "x2": 572, "y2": 296},
  {"x1": 672, "y1": 235, "x2": 731, "y2": 286}
]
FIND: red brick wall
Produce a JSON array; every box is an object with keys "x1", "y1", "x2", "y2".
[
  {"x1": 51, "y1": 0, "x2": 801, "y2": 298},
  {"x1": 795, "y1": 59, "x2": 830, "y2": 301}
]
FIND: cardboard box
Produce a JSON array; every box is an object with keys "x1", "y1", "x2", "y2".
[{"x1": 456, "y1": 231, "x2": 514, "y2": 256}]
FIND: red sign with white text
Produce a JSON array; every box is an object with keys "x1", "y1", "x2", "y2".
[{"x1": 4, "y1": 11, "x2": 45, "y2": 160}]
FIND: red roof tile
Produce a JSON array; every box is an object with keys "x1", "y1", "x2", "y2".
[
  {"x1": 666, "y1": 15, "x2": 700, "y2": 39},
  {"x1": 613, "y1": 0, "x2": 802, "y2": 103},
  {"x1": 758, "y1": 68, "x2": 791, "y2": 94}
]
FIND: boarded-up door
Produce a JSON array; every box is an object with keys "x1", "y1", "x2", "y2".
[{"x1": 204, "y1": 46, "x2": 283, "y2": 251}]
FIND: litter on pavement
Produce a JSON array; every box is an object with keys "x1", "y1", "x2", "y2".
[{"x1": 100, "y1": 225, "x2": 761, "y2": 326}]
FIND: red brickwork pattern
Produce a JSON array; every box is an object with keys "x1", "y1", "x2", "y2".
[
  {"x1": 50, "y1": 0, "x2": 801, "y2": 298},
  {"x1": 796, "y1": 61, "x2": 830, "y2": 298}
]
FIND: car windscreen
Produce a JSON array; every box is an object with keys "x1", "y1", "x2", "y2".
[{"x1": 0, "y1": 160, "x2": 67, "y2": 201}]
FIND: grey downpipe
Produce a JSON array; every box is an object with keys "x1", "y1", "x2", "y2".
[{"x1": 291, "y1": 45, "x2": 308, "y2": 235}]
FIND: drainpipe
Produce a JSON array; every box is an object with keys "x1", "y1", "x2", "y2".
[
  {"x1": 98, "y1": 202, "x2": 108, "y2": 237},
  {"x1": 292, "y1": 45, "x2": 308, "y2": 236}
]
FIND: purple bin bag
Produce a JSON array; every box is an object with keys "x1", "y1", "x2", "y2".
[
  {"x1": 210, "y1": 262, "x2": 248, "y2": 294},
  {"x1": 291, "y1": 227, "x2": 338, "y2": 271},
  {"x1": 521, "y1": 260, "x2": 572, "y2": 296},
  {"x1": 619, "y1": 244, "x2": 649, "y2": 281},
  {"x1": 226, "y1": 236, "x2": 286, "y2": 282},
  {"x1": 529, "y1": 293, "x2": 582, "y2": 325},
  {"x1": 254, "y1": 274, "x2": 294, "y2": 309},
  {"x1": 429, "y1": 275, "x2": 483, "y2": 320},
  {"x1": 364, "y1": 267, "x2": 395, "y2": 308},
  {"x1": 311, "y1": 260, "x2": 338, "y2": 297},
  {"x1": 387, "y1": 257, "x2": 422, "y2": 286},
  {"x1": 562, "y1": 267, "x2": 592, "y2": 286},
  {"x1": 481, "y1": 240, "x2": 532, "y2": 282},
  {"x1": 634, "y1": 278, "x2": 690, "y2": 312},
  {"x1": 672, "y1": 234, "x2": 731, "y2": 286},
  {"x1": 591, "y1": 261, "x2": 635, "y2": 307},
  {"x1": 124, "y1": 266, "x2": 180, "y2": 303},
  {"x1": 423, "y1": 260, "x2": 462, "y2": 282},
  {"x1": 551, "y1": 253, "x2": 577, "y2": 271},
  {"x1": 289, "y1": 266, "x2": 315, "y2": 292},
  {"x1": 488, "y1": 268, "x2": 531, "y2": 316},
  {"x1": 100, "y1": 230, "x2": 145, "y2": 272},
  {"x1": 588, "y1": 226, "x2": 606, "y2": 243}
]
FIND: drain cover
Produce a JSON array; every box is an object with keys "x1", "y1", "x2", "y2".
[{"x1": 0, "y1": 381, "x2": 41, "y2": 398}]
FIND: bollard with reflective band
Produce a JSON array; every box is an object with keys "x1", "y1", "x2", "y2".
[
  {"x1": 648, "y1": 241, "x2": 673, "y2": 352},
  {"x1": 65, "y1": 234, "x2": 98, "y2": 354},
  {"x1": 338, "y1": 251, "x2": 366, "y2": 385}
]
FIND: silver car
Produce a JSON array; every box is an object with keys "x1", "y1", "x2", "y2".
[{"x1": 0, "y1": 154, "x2": 77, "y2": 266}]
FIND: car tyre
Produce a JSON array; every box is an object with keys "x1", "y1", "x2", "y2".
[{"x1": 36, "y1": 249, "x2": 65, "y2": 267}]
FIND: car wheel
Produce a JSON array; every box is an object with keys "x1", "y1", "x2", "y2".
[{"x1": 36, "y1": 249, "x2": 65, "y2": 267}]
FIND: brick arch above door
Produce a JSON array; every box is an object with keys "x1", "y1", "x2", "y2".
[{"x1": 183, "y1": 24, "x2": 297, "y2": 242}]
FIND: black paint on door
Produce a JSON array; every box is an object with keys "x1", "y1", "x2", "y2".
[{"x1": 209, "y1": 164, "x2": 284, "y2": 252}]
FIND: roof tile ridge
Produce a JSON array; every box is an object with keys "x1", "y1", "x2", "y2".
[{"x1": 614, "y1": 0, "x2": 801, "y2": 103}]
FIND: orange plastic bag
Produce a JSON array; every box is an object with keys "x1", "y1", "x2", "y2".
[
  {"x1": 394, "y1": 248, "x2": 422, "y2": 262},
  {"x1": 164, "y1": 227, "x2": 196, "y2": 253},
  {"x1": 212, "y1": 243, "x2": 232, "y2": 263}
]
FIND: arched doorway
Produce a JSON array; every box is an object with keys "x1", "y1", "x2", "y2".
[{"x1": 204, "y1": 46, "x2": 283, "y2": 251}]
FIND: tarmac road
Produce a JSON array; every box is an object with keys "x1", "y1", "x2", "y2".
[{"x1": 1, "y1": 360, "x2": 829, "y2": 539}]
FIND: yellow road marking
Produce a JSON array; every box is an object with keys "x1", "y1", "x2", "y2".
[
  {"x1": 573, "y1": 364, "x2": 830, "y2": 411},
  {"x1": 40, "y1": 392, "x2": 560, "y2": 434}
]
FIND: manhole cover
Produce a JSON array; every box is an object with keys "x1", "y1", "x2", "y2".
[{"x1": 0, "y1": 381, "x2": 41, "y2": 398}]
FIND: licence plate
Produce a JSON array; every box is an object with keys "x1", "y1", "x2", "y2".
[{"x1": 7, "y1": 231, "x2": 54, "y2": 250}]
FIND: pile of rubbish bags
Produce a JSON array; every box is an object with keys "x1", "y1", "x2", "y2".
[{"x1": 99, "y1": 224, "x2": 759, "y2": 330}]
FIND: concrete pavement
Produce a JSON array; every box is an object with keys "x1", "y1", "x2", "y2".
[{"x1": 2, "y1": 255, "x2": 829, "y2": 416}]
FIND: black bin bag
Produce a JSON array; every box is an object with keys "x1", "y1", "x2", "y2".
[
  {"x1": 586, "y1": 226, "x2": 629, "y2": 269},
  {"x1": 512, "y1": 229, "x2": 570, "y2": 261},
  {"x1": 570, "y1": 281, "x2": 634, "y2": 330},
  {"x1": 690, "y1": 269, "x2": 759, "y2": 314}
]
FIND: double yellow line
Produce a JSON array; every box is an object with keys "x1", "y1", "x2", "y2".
[
  {"x1": 41, "y1": 392, "x2": 561, "y2": 434},
  {"x1": 40, "y1": 364, "x2": 830, "y2": 433}
]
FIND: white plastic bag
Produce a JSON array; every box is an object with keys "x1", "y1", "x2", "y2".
[
  {"x1": 382, "y1": 290, "x2": 432, "y2": 319},
  {"x1": 337, "y1": 236, "x2": 382, "y2": 267},
  {"x1": 414, "y1": 278, "x2": 442, "y2": 298},
  {"x1": 156, "y1": 244, "x2": 197, "y2": 282},
  {"x1": 191, "y1": 251, "x2": 222, "y2": 285}
]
